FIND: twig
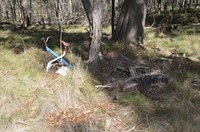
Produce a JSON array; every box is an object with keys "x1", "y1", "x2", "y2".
[
  {"x1": 124, "y1": 70, "x2": 162, "y2": 83},
  {"x1": 0, "y1": 71, "x2": 9, "y2": 78},
  {"x1": 124, "y1": 126, "x2": 136, "y2": 132},
  {"x1": 95, "y1": 71, "x2": 163, "y2": 89},
  {"x1": 95, "y1": 83, "x2": 117, "y2": 88},
  {"x1": 123, "y1": 83, "x2": 138, "y2": 91},
  {"x1": 15, "y1": 121, "x2": 29, "y2": 125}
]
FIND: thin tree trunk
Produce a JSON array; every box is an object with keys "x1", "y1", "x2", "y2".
[
  {"x1": 153, "y1": 0, "x2": 156, "y2": 12},
  {"x1": 89, "y1": 0, "x2": 103, "y2": 62},
  {"x1": 18, "y1": 0, "x2": 27, "y2": 28},
  {"x1": 164, "y1": 1, "x2": 168, "y2": 12},
  {"x1": 157, "y1": 0, "x2": 162, "y2": 15},
  {"x1": 81, "y1": 0, "x2": 93, "y2": 37},
  {"x1": 111, "y1": 0, "x2": 115, "y2": 36},
  {"x1": 184, "y1": 0, "x2": 188, "y2": 9},
  {"x1": 0, "y1": 5, "x2": 2, "y2": 21},
  {"x1": 56, "y1": 0, "x2": 61, "y2": 25},
  {"x1": 68, "y1": 0, "x2": 72, "y2": 16},
  {"x1": 46, "y1": 1, "x2": 51, "y2": 26},
  {"x1": 195, "y1": 0, "x2": 199, "y2": 8},
  {"x1": 112, "y1": 1, "x2": 129, "y2": 41},
  {"x1": 9, "y1": 0, "x2": 16, "y2": 24},
  {"x1": 179, "y1": 0, "x2": 185, "y2": 10},
  {"x1": 6, "y1": 10, "x2": 9, "y2": 20},
  {"x1": 172, "y1": 0, "x2": 175, "y2": 11},
  {"x1": 29, "y1": 0, "x2": 32, "y2": 26},
  {"x1": 81, "y1": 0, "x2": 92, "y2": 24}
]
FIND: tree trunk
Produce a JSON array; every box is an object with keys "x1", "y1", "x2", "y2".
[
  {"x1": 56, "y1": 0, "x2": 61, "y2": 24},
  {"x1": 0, "y1": 5, "x2": 2, "y2": 21},
  {"x1": 111, "y1": 0, "x2": 115, "y2": 36},
  {"x1": 88, "y1": 0, "x2": 103, "y2": 62},
  {"x1": 164, "y1": 1, "x2": 168, "y2": 12},
  {"x1": 81, "y1": 0, "x2": 93, "y2": 37},
  {"x1": 68, "y1": 0, "x2": 72, "y2": 16},
  {"x1": 29, "y1": 0, "x2": 32, "y2": 26},
  {"x1": 184, "y1": 0, "x2": 188, "y2": 9},
  {"x1": 179, "y1": 0, "x2": 185, "y2": 10},
  {"x1": 18, "y1": 0, "x2": 30, "y2": 28},
  {"x1": 18, "y1": 1, "x2": 26, "y2": 28},
  {"x1": 9, "y1": 0, "x2": 16, "y2": 24},
  {"x1": 172, "y1": 0, "x2": 175, "y2": 11},
  {"x1": 195, "y1": 0, "x2": 199, "y2": 8},
  {"x1": 157, "y1": 0, "x2": 162, "y2": 15},
  {"x1": 6, "y1": 10, "x2": 9, "y2": 20},
  {"x1": 112, "y1": 0, "x2": 147, "y2": 44}
]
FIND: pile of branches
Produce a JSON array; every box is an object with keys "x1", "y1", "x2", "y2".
[{"x1": 97, "y1": 54, "x2": 172, "y2": 100}]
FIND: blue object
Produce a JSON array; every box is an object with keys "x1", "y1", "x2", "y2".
[{"x1": 46, "y1": 46, "x2": 73, "y2": 69}]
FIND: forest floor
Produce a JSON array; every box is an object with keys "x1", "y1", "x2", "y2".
[{"x1": 0, "y1": 24, "x2": 200, "y2": 131}]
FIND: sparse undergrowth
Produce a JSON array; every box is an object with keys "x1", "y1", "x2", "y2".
[
  {"x1": 0, "y1": 25, "x2": 200, "y2": 131},
  {"x1": 145, "y1": 25, "x2": 200, "y2": 61}
]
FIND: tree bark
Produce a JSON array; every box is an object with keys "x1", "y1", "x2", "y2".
[
  {"x1": 112, "y1": 0, "x2": 147, "y2": 44},
  {"x1": 81, "y1": 0, "x2": 92, "y2": 25},
  {"x1": 9, "y1": 0, "x2": 16, "y2": 24},
  {"x1": 164, "y1": 1, "x2": 168, "y2": 12},
  {"x1": 172, "y1": 0, "x2": 175, "y2": 11},
  {"x1": 111, "y1": 0, "x2": 115, "y2": 36},
  {"x1": 18, "y1": 0, "x2": 27, "y2": 28},
  {"x1": 0, "y1": 5, "x2": 2, "y2": 21},
  {"x1": 29, "y1": 0, "x2": 32, "y2": 26},
  {"x1": 89, "y1": 0, "x2": 103, "y2": 62},
  {"x1": 56, "y1": 0, "x2": 61, "y2": 24},
  {"x1": 157, "y1": 0, "x2": 162, "y2": 15},
  {"x1": 81, "y1": 0, "x2": 93, "y2": 37}
]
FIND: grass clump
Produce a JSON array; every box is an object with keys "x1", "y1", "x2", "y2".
[{"x1": 0, "y1": 41, "x2": 100, "y2": 131}]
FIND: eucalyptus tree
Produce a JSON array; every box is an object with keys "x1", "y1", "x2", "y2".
[
  {"x1": 8, "y1": 0, "x2": 16, "y2": 24},
  {"x1": 82, "y1": 0, "x2": 103, "y2": 62},
  {"x1": 112, "y1": 0, "x2": 147, "y2": 44}
]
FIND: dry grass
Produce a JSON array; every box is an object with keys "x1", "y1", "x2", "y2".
[
  {"x1": 0, "y1": 25, "x2": 200, "y2": 132},
  {"x1": 0, "y1": 44, "x2": 127, "y2": 131},
  {"x1": 145, "y1": 25, "x2": 200, "y2": 61}
]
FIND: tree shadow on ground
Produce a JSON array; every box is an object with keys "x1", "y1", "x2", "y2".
[
  {"x1": 91, "y1": 49, "x2": 200, "y2": 131},
  {"x1": 0, "y1": 26, "x2": 91, "y2": 59}
]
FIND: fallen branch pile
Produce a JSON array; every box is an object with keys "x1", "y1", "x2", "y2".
[{"x1": 97, "y1": 54, "x2": 172, "y2": 99}]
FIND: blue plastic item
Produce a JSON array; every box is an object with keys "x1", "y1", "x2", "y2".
[{"x1": 46, "y1": 46, "x2": 73, "y2": 69}]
